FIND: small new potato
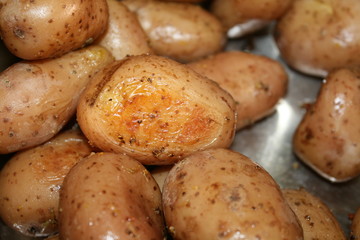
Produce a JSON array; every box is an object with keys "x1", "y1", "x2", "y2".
[
  {"x1": 0, "y1": 129, "x2": 93, "y2": 237},
  {"x1": 282, "y1": 188, "x2": 346, "y2": 240},
  {"x1": 0, "y1": 45, "x2": 114, "y2": 154},
  {"x1": 351, "y1": 208, "x2": 360, "y2": 240},
  {"x1": 77, "y1": 55, "x2": 237, "y2": 165},
  {"x1": 162, "y1": 148, "x2": 304, "y2": 240},
  {"x1": 59, "y1": 152, "x2": 165, "y2": 240},
  {"x1": 188, "y1": 51, "x2": 288, "y2": 130}
]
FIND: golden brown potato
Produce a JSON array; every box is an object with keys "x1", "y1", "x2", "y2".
[
  {"x1": 95, "y1": 0, "x2": 153, "y2": 60},
  {"x1": 0, "y1": 45, "x2": 114, "y2": 154},
  {"x1": 77, "y1": 55, "x2": 237, "y2": 165},
  {"x1": 275, "y1": 0, "x2": 360, "y2": 78},
  {"x1": 283, "y1": 188, "x2": 346, "y2": 240},
  {"x1": 59, "y1": 152, "x2": 165, "y2": 240},
  {"x1": 351, "y1": 208, "x2": 360, "y2": 240},
  {"x1": 123, "y1": 0, "x2": 225, "y2": 62},
  {"x1": 188, "y1": 51, "x2": 288, "y2": 130},
  {"x1": 0, "y1": 0, "x2": 109, "y2": 60},
  {"x1": 293, "y1": 67, "x2": 360, "y2": 182},
  {"x1": 0, "y1": 129, "x2": 93, "y2": 237},
  {"x1": 162, "y1": 148, "x2": 304, "y2": 240}
]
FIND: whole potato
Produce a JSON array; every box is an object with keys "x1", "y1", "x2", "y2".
[
  {"x1": 0, "y1": 129, "x2": 93, "y2": 237},
  {"x1": 293, "y1": 67, "x2": 360, "y2": 182},
  {"x1": 0, "y1": 0, "x2": 109, "y2": 60},
  {"x1": 282, "y1": 188, "x2": 346, "y2": 240},
  {"x1": 351, "y1": 208, "x2": 360, "y2": 240},
  {"x1": 123, "y1": 0, "x2": 225, "y2": 62},
  {"x1": 59, "y1": 152, "x2": 165, "y2": 240},
  {"x1": 188, "y1": 51, "x2": 288, "y2": 130},
  {"x1": 77, "y1": 55, "x2": 237, "y2": 165},
  {"x1": 162, "y1": 148, "x2": 304, "y2": 240},
  {"x1": 275, "y1": 0, "x2": 360, "y2": 77},
  {"x1": 0, "y1": 45, "x2": 114, "y2": 154}
]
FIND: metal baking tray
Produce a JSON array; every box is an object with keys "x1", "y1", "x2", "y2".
[{"x1": 0, "y1": 25, "x2": 359, "y2": 239}]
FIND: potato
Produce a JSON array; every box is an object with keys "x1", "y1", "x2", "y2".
[
  {"x1": 0, "y1": 0, "x2": 109, "y2": 60},
  {"x1": 58, "y1": 152, "x2": 165, "y2": 240},
  {"x1": 282, "y1": 188, "x2": 346, "y2": 240},
  {"x1": 275, "y1": 0, "x2": 360, "y2": 78},
  {"x1": 293, "y1": 67, "x2": 360, "y2": 182},
  {"x1": 188, "y1": 51, "x2": 288, "y2": 130},
  {"x1": 0, "y1": 129, "x2": 93, "y2": 237},
  {"x1": 162, "y1": 148, "x2": 304, "y2": 240},
  {"x1": 0, "y1": 45, "x2": 114, "y2": 154},
  {"x1": 123, "y1": 0, "x2": 225, "y2": 62},
  {"x1": 95, "y1": 0, "x2": 153, "y2": 60},
  {"x1": 351, "y1": 208, "x2": 360, "y2": 240},
  {"x1": 77, "y1": 54, "x2": 237, "y2": 165}
]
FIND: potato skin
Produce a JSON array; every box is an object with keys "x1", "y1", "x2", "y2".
[
  {"x1": 275, "y1": 0, "x2": 360, "y2": 77},
  {"x1": 0, "y1": 0, "x2": 109, "y2": 60},
  {"x1": 351, "y1": 208, "x2": 360, "y2": 240},
  {"x1": 77, "y1": 55, "x2": 236, "y2": 165},
  {"x1": 0, "y1": 129, "x2": 93, "y2": 237},
  {"x1": 162, "y1": 148, "x2": 303, "y2": 240},
  {"x1": 282, "y1": 188, "x2": 346, "y2": 240},
  {"x1": 58, "y1": 152, "x2": 165, "y2": 240},
  {"x1": 0, "y1": 45, "x2": 114, "y2": 154},
  {"x1": 188, "y1": 51, "x2": 288, "y2": 130},
  {"x1": 293, "y1": 67, "x2": 360, "y2": 182}
]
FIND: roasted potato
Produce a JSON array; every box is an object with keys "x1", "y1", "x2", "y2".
[{"x1": 351, "y1": 208, "x2": 360, "y2": 240}]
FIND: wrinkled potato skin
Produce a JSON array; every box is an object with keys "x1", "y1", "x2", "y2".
[
  {"x1": 293, "y1": 67, "x2": 360, "y2": 182},
  {"x1": 162, "y1": 148, "x2": 303, "y2": 240},
  {"x1": 95, "y1": 0, "x2": 153, "y2": 60},
  {"x1": 0, "y1": 45, "x2": 114, "y2": 154},
  {"x1": 275, "y1": 0, "x2": 360, "y2": 78},
  {"x1": 351, "y1": 208, "x2": 360, "y2": 240},
  {"x1": 211, "y1": 0, "x2": 292, "y2": 30},
  {"x1": 0, "y1": 129, "x2": 93, "y2": 237},
  {"x1": 283, "y1": 188, "x2": 346, "y2": 240},
  {"x1": 123, "y1": 0, "x2": 225, "y2": 62},
  {"x1": 77, "y1": 55, "x2": 236, "y2": 165},
  {"x1": 188, "y1": 51, "x2": 288, "y2": 130},
  {"x1": 0, "y1": 0, "x2": 109, "y2": 60},
  {"x1": 59, "y1": 152, "x2": 165, "y2": 240}
]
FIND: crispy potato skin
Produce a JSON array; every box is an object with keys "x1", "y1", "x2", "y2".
[
  {"x1": 162, "y1": 148, "x2": 304, "y2": 240},
  {"x1": 0, "y1": 0, "x2": 109, "y2": 60},
  {"x1": 58, "y1": 152, "x2": 165, "y2": 240},
  {"x1": 351, "y1": 208, "x2": 360, "y2": 240},
  {"x1": 0, "y1": 46, "x2": 114, "y2": 154},
  {"x1": 283, "y1": 188, "x2": 346, "y2": 240},
  {"x1": 77, "y1": 55, "x2": 236, "y2": 165},
  {"x1": 0, "y1": 129, "x2": 93, "y2": 237},
  {"x1": 188, "y1": 51, "x2": 288, "y2": 130},
  {"x1": 275, "y1": 0, "x2": 360, "y2": 77},
  {"x1": 293, "y1": 67, "x2": 360, "y2": 182}
]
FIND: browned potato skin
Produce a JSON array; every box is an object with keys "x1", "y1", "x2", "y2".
[
  {"x1": 95, "y1": 0, "x2": 153, "y2": 60},
  {"x1": 59, "y1": 152, "x2": 165, "y2": 240},
  {"x1": 188, "y1": 51, "x2": 288, "y2": 130},
  {"x1": 275, "y1": 0, "x2": 360, "y2": 78},
  {"x1": 162, "y1": 148, "x2": 304, "y2": 240},
  {"x1": 0, "y1": 0, "x2": 109, "y2": 60},
  {"x1": 0, "y1": 45, "x2": 114, "y2": 154},
  {"x1": 293, "y1": 67, "x2": 360, "y2": 182},
  {"x1": 351, "y1": 208, "x2": 360, "y2": 240},
  {"x1": 211, "y1": 0, "x2": 292, "y2": 30},
  {"x1": 283, "y1": 188, "x2": 346, "y2": 240},
  {"x1": 123, "y1": 0, "x2": 225, "y2": 63},
  {"x1": 77, "y1": 55, "x2": 236, "y2": 165},
  {"x1": 0, "y1": 129, "x2": 93, "y2": 237}
]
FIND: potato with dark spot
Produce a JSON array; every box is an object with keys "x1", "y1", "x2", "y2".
[
  {"x1": 77, "y1": 55, "x2": 237, "y2": 165},
  {"x1": 0, "y1": 0, "x2": 109, "y2": 60},
  {"x1": 162, "y1": 148, "x2": 304, "y2": 240},
  {"x1": 58, "y1": 152, "x2": 165, "y2": 240},
  {"x1": 351, "y1": 208, "x2": 360, "y2": 240},
  {"x1": 0, "y1": 45, "x2": 114, "y2": 154},
  {"x1": 283, "y1": 188, "x2": 346, "y2": 240},
  {"x1": 0, "y1": 129, "x2": 93, "y2": 237},
  {"x1": 293, "y1": 67, "x2": 360, "y2": 182}
]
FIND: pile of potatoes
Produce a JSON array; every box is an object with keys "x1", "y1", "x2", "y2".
[{"x1": 0, "y1": 0, "x2": 359, "y2": 239}]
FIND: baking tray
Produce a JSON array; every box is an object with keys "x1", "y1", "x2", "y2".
[{"x1": 0, "y1": 25, "x2": 359, "y2": 239}]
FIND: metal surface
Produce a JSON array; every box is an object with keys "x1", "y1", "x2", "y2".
[{"x1": 1, "y1": 26, "x2": 359, "y2": 239}]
